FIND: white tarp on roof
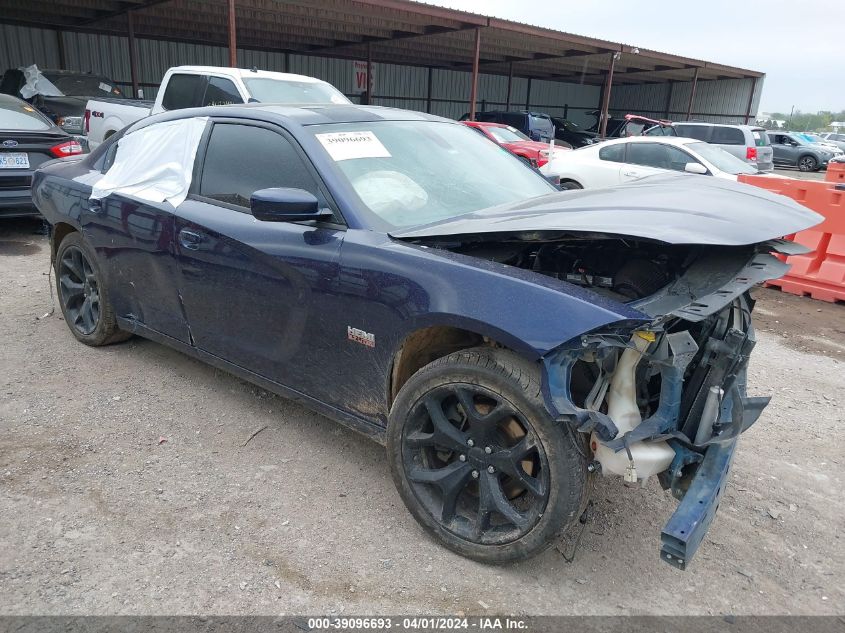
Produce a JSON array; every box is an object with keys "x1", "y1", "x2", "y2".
[
  {"x1": 18, "y1": 65, "x2": 64, "y2": 99},
  {"x1": 91, "y1": 117, "x2": 208, "y2": 207}
]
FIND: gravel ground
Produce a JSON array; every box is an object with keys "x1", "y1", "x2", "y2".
[{"x1": 0, "y1": 218, "x2": 843, "y2": 616}]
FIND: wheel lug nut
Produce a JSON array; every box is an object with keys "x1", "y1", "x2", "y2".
[
  {"x1": 458, "y1": 454, "x2": 466, "y2": 462},
  {"x1": 471, "y1": 470, "x2": 479, "y2": 479},
  {"x1": 467, "y1": 439, "x2": 474, "y2": 447},
  {"x1": 484, "y1": 446, "x2": 492, "y2": 454},
  {"x1": 487, "y1": 466, "x2": 495, "y2": 474}
]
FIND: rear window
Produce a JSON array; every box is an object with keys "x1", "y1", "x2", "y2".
[
  {"x1": 42, "y1": 72, "x2": 123, "y2": 98},
  {"x1": 0, "y1": 96, "x2": 52, "y2": 130},
  {"x1": 501, "y1": 113, "x2": 526, "y2": 129},
  {"x1": 161, "y1": 74, "x2": 205, "y2": 110},
  {"x1": 673, "y1": 124, "x2": 712, "y2": 142},
  {"x1": 710, "y1": 126, "x2": 745, "y2": 145},
  {"x1": 751, "y1": 129, "x2": 769, "y2": 146}
]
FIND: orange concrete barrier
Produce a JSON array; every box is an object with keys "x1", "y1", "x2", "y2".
[
  {"x1": 826, "y1": 161, "x2": 845, "y2": 185},
  {"x1": 738, "y1": 173, "x2": 845, "y2": 303}
]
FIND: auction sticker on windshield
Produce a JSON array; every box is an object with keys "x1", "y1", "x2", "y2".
[{"x1": 316, "y1": 131, "x2": 390, "y2": 161}]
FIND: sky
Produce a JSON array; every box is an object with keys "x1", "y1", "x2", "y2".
[{"x1": 419, "y1": 0, "x2": 843, "y2": 114}]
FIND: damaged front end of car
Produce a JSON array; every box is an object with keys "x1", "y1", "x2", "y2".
[
  {"x1": 539, "y1": 238, "x2": 807, "y2": 569},
  {"x1": 391, "y1": 176, "x2": 823, "y2": 568}
]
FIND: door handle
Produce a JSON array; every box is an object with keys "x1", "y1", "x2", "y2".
[
  {"x1": 622, "y1": 170, "x2": 639, "y2": 177},
  {"x1": 179, "y1": 229, "x2": 204, "y2": 250}
]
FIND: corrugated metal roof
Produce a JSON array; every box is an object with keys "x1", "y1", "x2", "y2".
[{"x1": 0, "y1": 0, "x2": 764, "y2": 86}]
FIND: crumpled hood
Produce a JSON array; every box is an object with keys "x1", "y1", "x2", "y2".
[{"x1": 391, "y1": 174, "x2": 822, "y2": 246}]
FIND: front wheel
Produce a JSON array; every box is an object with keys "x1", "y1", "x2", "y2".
[
  {"x1": 387, "y1": 347, "x2": 588, "y2": 563},
  {"x1": 798, "y1": 155, "x2": 818, "y2": 172},
  {"x1": 55, "y1": 232, "x2": 131, "y2": 346}
]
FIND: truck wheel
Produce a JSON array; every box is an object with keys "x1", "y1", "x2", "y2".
[
  {"x1": 798, "y1": 155, "x2": 818, "y2": 172},
  {"x1": 387, "y1": 347, "x2": 588, "y2": 563},
  {"x1": 55, "y1": 232, "x2": 131, "y2": 347}
]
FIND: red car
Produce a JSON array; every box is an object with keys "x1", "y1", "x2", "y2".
[{"x1": 461, "y1": 121, "x2": 567, "y2": 167}]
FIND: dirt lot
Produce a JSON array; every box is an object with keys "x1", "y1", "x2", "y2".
[{"x1": 1, "y1": 218, "x2": 843, "y2": 616}]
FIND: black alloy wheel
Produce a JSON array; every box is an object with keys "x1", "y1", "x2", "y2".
[
  {"x1": 401, "y1": 383, "x2": 549, "y2": 545},
  {"x1": 59, "y1": 244, "x2": 101, "y2": 336},
  {"x1": 54, "y1": 231, "x2": 130, "y2": 346},
  {"x1": 388, "y1": 347, "x2": 588, "y2": 563}
]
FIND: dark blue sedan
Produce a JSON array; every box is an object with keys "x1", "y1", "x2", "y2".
[{"x1": 31, "y1": 104, "x2": 819, "y2": 568}]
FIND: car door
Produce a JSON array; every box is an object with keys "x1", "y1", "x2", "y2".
[
  {"x1": 769, "y1": 134, "x2": 794, "y2": 166},
  {"x1": 173, "y1": 120, "x2": 346, "y2": 403},
  {"x1": 618, "y1": 142, "x2": 672, "y2": 181},
  {"x1": 81, "y1": 136, "x2": 192, "y2": 343}
]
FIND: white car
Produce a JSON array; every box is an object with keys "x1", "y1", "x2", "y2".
[{"x1": 541, "y1": 136, "x2": 775, "y2": 189}]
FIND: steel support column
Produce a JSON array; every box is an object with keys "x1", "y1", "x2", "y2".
[
  {"x1": 426, "y1": 66, "x2": 433, "y2": 113},
  {"x1": 468, "y1": 26, "x2": 481, "y2": 120},
  {"x1": 598, "y1": 52, "x2": 617, "y2": 139},
  {"x1": 127, "y1": 10, "x2": 139, "y2": 98},
  {"x1": 664, "y1": 80, "x2": 674, "y2": 119},
  {"x1": 744, "y1": 77, "x2": 758, "y2": 124},
  {"x1": 686, "y1": 67, "x2": 699, "y2": 120},
  {"x1": 365, "y1": 41, "x2": 373, "y2": 105},
  {"x1": 525, "y1": 77, "x2": 531, "y2": 110},
  {"x1": 55, "y1": 30, "x2": 66, "y2": 70},
  {"x1": 227, "y1": 0, "x2": 237, "y2": 67},
  {"x1": 505, "y1": 61, "x2": 513, "y2": 110}
]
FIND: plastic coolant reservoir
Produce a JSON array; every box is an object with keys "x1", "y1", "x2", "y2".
[{"x1": 591, "y1": 333, "x2": 675, "y2": 482}]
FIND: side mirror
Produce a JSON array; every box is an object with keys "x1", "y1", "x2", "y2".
[
  {"x1": 250, "y1": 188, "x2": 333, "y2": 222},
  {"x1": 684, "y1": 162, "x2": 708, "y2": 175}
]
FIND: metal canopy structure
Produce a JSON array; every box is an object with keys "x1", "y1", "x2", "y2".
[{"x1": 0, "y1": 0, "x2": 765, "y2": 130}]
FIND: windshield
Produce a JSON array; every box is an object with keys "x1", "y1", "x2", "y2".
[
  {"x1": 687, "y1": 142, "x2": 757, "y2": 175},
  {"x1": 243, "y1": 78, "x2": 350, "y2": 105},
  {"x1": 803, "y1": 133, "x2": 827, "y2": 144},
  {"x1": 0, "y1": 95, "x2": 53, "y2": 130},
  {"x1": 42, "y1": 72, "x2": 123, "y2": 98},
  {"x1": 310, "y1": 121, "x2": 556, "y2": 230},
  {"x1": 486, "y1": 125, "x2": 531, "y2": 143}
]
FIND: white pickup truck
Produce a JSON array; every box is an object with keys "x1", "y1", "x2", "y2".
[{"x1": 84, "y1": 65, "x2": 351, "y2": 149}]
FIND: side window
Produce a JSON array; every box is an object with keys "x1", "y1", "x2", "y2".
[
  {"x1": 627, "y1": 143, "x2": 671, "y2": 169},
  {"x1": 199, "y1": 124, "x2": 328, "y2": 212},
  {"x1": 202, "y1": 77, "x2": 242, "y2": 107},
  {"x1": 663, "y1": 146, "x2": 699, "y2": 171},
  {"x1": 598, "y1": 143, "x2": 625, "y2": 162},
  {"x1": 711, "y1": 126, "x2": 745, "y2": 145},
  {"x1": 161, "y1": 74, "x2": 206, "y2": 110},
  {"x1": 674, "y1": 125, "x2": 712, "y2": 142}
]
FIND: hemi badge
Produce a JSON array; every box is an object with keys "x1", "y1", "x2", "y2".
[{"x1": 347, "y1": 326, "x2": 375, "y2": 348}]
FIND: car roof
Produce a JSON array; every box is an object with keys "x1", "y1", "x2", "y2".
[
  {"x1": 132, "y1": 103, "x2": 453, "y2": 133},
  {"x1": 599, "y1": 135, "x2": 703, "y2": 147},
  {"x1": 675, "y1": 121, "x2": 760, "y2": 131},
  {"x1": 168, "y1": 66, "x2": 332, "y2": 84}
]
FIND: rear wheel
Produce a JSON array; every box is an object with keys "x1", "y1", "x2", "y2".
[
  {"x1": 55, "y1": 232, "x2": 130, "y2": 346},
  {"x1": 387, "y1": 347, "x2": 588, "y2": 563},
  {"x1": 798, "y1": 155, "x2": 818, "y2": 172},
  {"x1": 559, "y1": 180, "x2": 583, "y2": 190}
]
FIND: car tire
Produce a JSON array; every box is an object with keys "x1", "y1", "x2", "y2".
[
  {"x1": 559, "y1": 180, "x2": 583, "y2": 190},
  {"x1": 387, "y1": 346, "x2": 588, "y2": 564},
  {"x1": 798, "y1": 155, "x2": 818, "y2": 172},
  {"x1": 55, "y1": 231, "x2": 131, "y2": 347}
]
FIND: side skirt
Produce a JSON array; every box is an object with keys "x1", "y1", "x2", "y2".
[{"x1": 117, "y1": 317, "x2": 387, "y2": 445}]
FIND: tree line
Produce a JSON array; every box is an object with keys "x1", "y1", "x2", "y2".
[{"x1": 758, "y1": 109, "x2": 845, "y2": 131}]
